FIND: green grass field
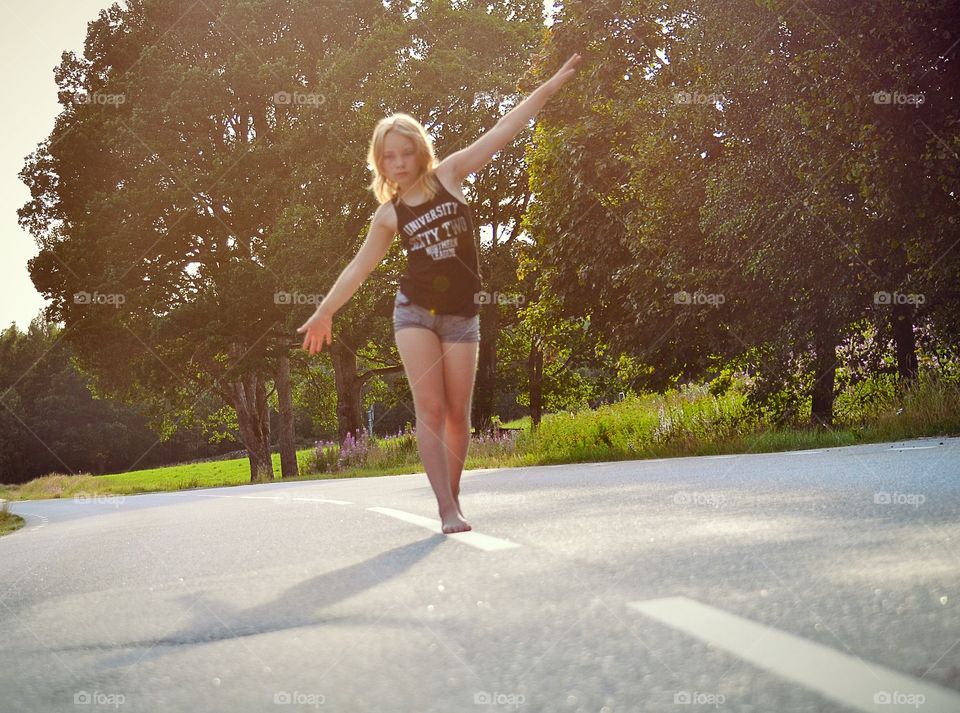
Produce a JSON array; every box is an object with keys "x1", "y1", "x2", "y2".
[{"x1": 1, "y1": 373, "x2": 956, "y2": 507}]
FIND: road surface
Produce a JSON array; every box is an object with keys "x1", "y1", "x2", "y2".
[{"x1": 2, "y1": 437, "x2": 958, "y2": 712}]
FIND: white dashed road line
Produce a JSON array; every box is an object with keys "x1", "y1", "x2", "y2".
[
  {"x1": 291, "y1": 496, "x2": 353, "y2": 505},
  {"x1": 193, "y1": 493, "x2": 352, "y2": 505},
  {"x1": 185, "y1": 493, "x2": 519, "y2": 550},
  {"x1": 366, "y1": 506, "x2": 521, "y2": 551},
  {"x1": 7, "y1": 510, "x2": 47, "y2": 532},
  {"x1": 628, "y1": 596, "x2": 960, "y2": 713}
]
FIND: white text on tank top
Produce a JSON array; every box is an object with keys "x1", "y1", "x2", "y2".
[{"x1": 401, "y1": 200, "x2": 470, "y2": 262}]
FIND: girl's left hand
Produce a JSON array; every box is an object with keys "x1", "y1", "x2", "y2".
[
  {"x1": 541, "y1": 53, "x2": 582, "y2": 97},
  {"x1": 297, "y1": 308, "x2": 333, "y2": 355}
]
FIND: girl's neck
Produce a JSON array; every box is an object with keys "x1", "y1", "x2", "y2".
[{"x1": 396, "y1": 172, "x2": 428, "y2": 202}]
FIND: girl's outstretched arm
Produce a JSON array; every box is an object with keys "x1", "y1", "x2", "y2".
[
  {"x1": 443, "y1": 53, "x2": 582, "y2": 181},
  {"x1": 296, "y1": 202, "x2": 396, "y2": 355}
]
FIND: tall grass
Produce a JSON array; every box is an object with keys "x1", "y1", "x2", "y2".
[
  {"x1": 0, "y1": 498, "x2": 24, "y2": 535},
  {"x1": 856, "y1": 372, "x2": 960, "y2": 440},
  {"x1": 312, "y1": 426, "x2": 520, "y2": 474},
  {"x1": 513, "y1": 384, "x2": 757, "y2": 463},
  {"x1": 2, "y1": 371, "x2": 956, "y2": 502},
  {"x1": 516, "y1": 370, "x2": 958, "y2": 463}
]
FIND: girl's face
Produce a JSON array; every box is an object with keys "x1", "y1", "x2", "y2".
[{"x1": 382, "y1": 132, "x2": 420, "y2": 188}]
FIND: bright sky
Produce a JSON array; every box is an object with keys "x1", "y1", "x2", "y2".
[
  {"x1": 0, "y1": 1, "x2": 557, "y2": 331},
  {"x1": 1, "y1": 1, "x2": 123, "y2": 330}
]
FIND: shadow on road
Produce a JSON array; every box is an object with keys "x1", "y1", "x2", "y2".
[{"x1": 52, "y1": 535, "x2": 446, "y2": 670}]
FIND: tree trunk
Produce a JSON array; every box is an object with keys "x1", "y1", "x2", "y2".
[
  {"x1": 810, "y1": 333, "x2": 838, "y2": 429},
  {"x1": 891, "y1": 300, "x2": 919, "y2": 383},
  {"x1": 473, "y1": 301, "x2": 499, "y2": 432},
  {"x1": 330, "y1": 341, "x2": 363, "y2": 443},
  {"x1": 275, "y1": 351, "x2": 299, "y2": 478},
  {"x1": 528, "y1": 337, "x2": 543, "y2": 427},
  {"x1": 226, "y1": 370, "x2": 273, "y2": 482}
]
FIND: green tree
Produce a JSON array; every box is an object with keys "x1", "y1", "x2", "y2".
[
  {"x1": 20, "y1": 0, "x2": 391, "y2": 481},
  {"x1": 522, "y1": 0, "x2": 959, "y2": 427},
  {"x1": 277, "y1": 0, "x2": 544, "y2": 438}
]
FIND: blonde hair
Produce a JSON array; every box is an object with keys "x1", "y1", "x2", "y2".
[{"x1": 366, "y1": 112, "x2": 442, "y2": 205}]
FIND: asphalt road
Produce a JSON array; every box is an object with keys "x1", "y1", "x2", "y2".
[{"x1": 2, "y1": 437, "x2": 959, "y2": 713}]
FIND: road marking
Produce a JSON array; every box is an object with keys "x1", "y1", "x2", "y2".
[
  {"x1": 367, "y1": 507, "x2": 521, "y2": 551},
  {"x1": 292, "y1": 497, "x2": 352, "y2": 505},
  {"x1": 782, "y1": 449, "x2": 825, "y2": 455},
  {"x1": 6, "y1": 510, "x2": 47, "y2": 532},
  {"x1": 628, "y1": 596, "x2": 960, "y2": 713},
  {"x1": 194, "y1": 493, "x2": 270, "y2": 500},
  {"x1": 889, "y1": 445, "x2": 941, "y2": 451},
  {"x1": 193, "y1": 493, "x2": 352, "y2": 505}
]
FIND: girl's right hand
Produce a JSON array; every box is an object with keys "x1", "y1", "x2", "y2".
[
  {"x1": 540, "y1": 52, "x2": 582, "y2": 97},
  {"x1": 297, "y1": 308, "x2": 333, "y2": 355}
]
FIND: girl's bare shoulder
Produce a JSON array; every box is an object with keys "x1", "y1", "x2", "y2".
[
  {"x1": 375, "y1": 197, "x2": 401, "y2": 234},
  {"x1": 434, "y1": 163, "x2": 469, "y2": 205}
]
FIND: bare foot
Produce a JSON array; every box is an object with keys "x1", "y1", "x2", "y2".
[{"x1": 440, "y1": 507, "x2": 471, "y2": 534}]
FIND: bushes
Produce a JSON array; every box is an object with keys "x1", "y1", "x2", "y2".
[
  {"x1": 515, "y1": 371, "x2": 958, "y2": 463},
  {"x1": 312, "y1": 428, "x2": 420, "y2": 474},
  {"x1": 519, "y1": 385, "x2": 755, "y2": 461},
  {"x1": 860, "y1": 372, "x2": 960, "y2": 441},
  {"x1": 310, "y1": 425, "x2": 521, "y2": 474},
  {"x1": 306, "y1": 371, "x2": 959, "y2": 477},
  {"x1": 469, "y1": 428, "x2": 521, "y2": 461},
  {"x1": 833, "y1": 372, "x2": 899, "y2": 425},
  {"x1": 313, "y1": 440, "x2": 340, "y2": 473}
]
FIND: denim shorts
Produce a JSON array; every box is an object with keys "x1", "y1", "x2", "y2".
[{"x1": 392, "y1": 290, "x2": 480, "y2": 343}]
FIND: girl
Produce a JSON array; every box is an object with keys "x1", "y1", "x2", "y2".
[{"x1": 297, "y1": 53, "x2": 582, "y2": 534}]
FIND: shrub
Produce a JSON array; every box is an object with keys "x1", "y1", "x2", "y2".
[
  {"x1": 365, "y1": 428, "x2": 419, "y2": 470},
  {"x1": 337, "y1": 430, "x2": 371, "y2": 470},
  {"x1": 313, "y1": 440, "x2": 340, "y2": 473},
  {"x1": 470, "y1": 427, "x2": 520, "y2": 460}
]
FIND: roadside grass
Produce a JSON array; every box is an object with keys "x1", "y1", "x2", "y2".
[
  {"x1": 0, "y1": 500, "x2": 25, "y2": 535},
  {"x1": 2, "y1": 372, "x2": 956, "y2": 505}
]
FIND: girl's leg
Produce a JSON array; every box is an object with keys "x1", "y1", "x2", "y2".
[
  {"x1": 440, "y1": 340, "x2": 479, "y2": 508},
  {"x1": 395, "y1": 327, "x2": 471, "y2": 533}
]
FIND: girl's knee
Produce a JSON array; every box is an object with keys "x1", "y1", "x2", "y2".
[
  {"x1": 416, "y1": 400, "x2": 446, "y2": 427},
  {"x1": 444, "y1": 404, "x2": 470, "y2": 429}
]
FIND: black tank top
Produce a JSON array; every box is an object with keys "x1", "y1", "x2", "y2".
[{"x1": 391, "y1": 179, "x2": 482, "y2": 317}]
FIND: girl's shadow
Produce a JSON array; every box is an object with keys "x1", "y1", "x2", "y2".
[{"x1": 60, "y1": 535, "x2": 446, "y2": 670}]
